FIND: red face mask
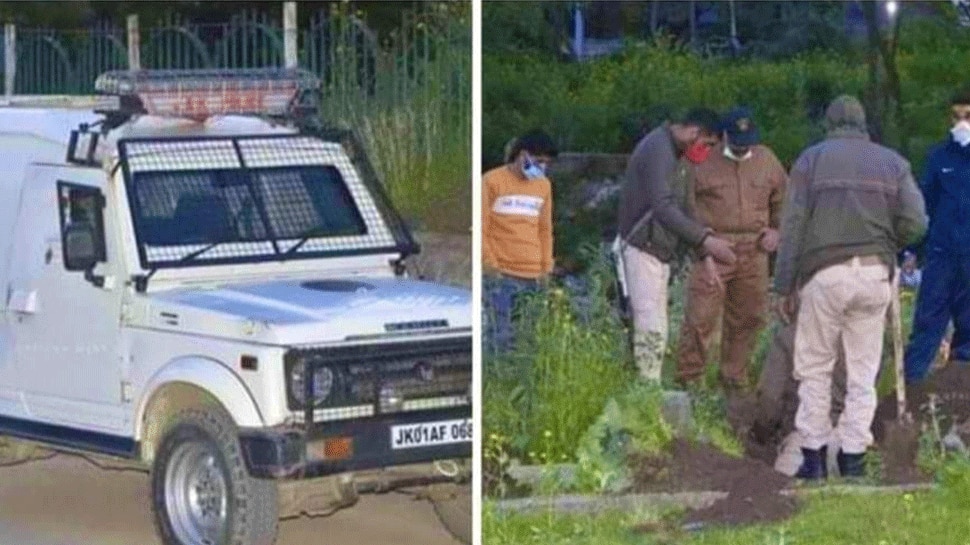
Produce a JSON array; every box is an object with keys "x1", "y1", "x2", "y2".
[{"x1": 685, "y1": 141, "x2": 711, "y2": 164}]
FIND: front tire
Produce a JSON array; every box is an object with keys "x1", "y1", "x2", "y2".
[{"x1": 151, "y1": 408, "x2": 279, "y2": 545}]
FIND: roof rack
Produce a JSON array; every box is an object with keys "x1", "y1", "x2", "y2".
[
  {"x1": 0, "y1": 95, "x2": 119, "y2": 110},
  {"x1": 65, "y1": 68, "x2": 324, "y2": 167},
  {"x1": 93, "y1": 68, "x2": 321, "y2": 122}
]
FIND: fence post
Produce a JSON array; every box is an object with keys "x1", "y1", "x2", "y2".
[
  {"x1": 4, "y1": 23, "x2": 15, "y2": 97},
  {"x1": 127, "y1": 14, "x2": 141, "y2": 70},
  {"x1": 284, "y1": 2, "x2": 298, "y2": 68}
]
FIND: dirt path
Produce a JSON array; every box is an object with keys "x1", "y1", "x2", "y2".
[{"x1": 0, "y1": 454, "x2": 459, "y2": 545}]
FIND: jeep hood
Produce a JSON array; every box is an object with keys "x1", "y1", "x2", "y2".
[{"x1": 138, "y1": 277, "x2": 471, "y2": 345}]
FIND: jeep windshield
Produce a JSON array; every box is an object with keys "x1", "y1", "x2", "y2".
[{"x1": 118, "y1": 135, "x2": 415, "y2": 269}]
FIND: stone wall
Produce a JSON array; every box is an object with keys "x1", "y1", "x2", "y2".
[{"x1": 549, "y1": 152, "x2": 629, "y2": 182}]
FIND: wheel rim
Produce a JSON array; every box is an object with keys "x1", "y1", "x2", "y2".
[{"x1": 165, "y1": 440, "x2": 229, "y2": 545}]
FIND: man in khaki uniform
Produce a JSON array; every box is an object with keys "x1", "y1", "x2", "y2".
[
  {"x1": 676, "y1": 107, "x2": 787, "y2": 390},
  {"x1": 774, "y1": 96, "x2": 927, "y2": 480}
]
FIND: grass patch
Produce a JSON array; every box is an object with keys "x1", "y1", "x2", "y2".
[
  {"x1": 484, "y1": 462, "x2": 970, "y2": 545},
  {"x1": 358, "y1": 98, "x2": 471, "y2": 232},
  {"x1": 484, "y1": 246, "x2": 635, "y2": 469}
]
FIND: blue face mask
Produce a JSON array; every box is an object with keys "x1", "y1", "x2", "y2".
[{"x1": 522, "y1": 154, "x2": 546, "y2": 180}]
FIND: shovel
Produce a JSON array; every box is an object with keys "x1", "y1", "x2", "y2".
[{"x1": 881, "y1": 269, "x2": 920, "y2": 482}]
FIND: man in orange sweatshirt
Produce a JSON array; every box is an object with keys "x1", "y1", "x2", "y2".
[{"x1": 483, "y1": 129, "x2": 558, "y2": 355}]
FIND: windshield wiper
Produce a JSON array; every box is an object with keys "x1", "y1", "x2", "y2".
[
  {"x1": 175, "y1": 241, "x2": 225, "y2": 264},
  {"x1": 282, "y1": 227, "x2": 327, "y2": 257},
  {"x1": 134, "y1": 241, "x2": 226, "y2": 293}
]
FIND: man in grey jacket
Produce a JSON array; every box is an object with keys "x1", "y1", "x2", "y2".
[
  {"x1": 616, "y1": 108, "x2": 738, "y2": 382},
  {"x1": 773, "y1": 96, "x2": 928, "y2": 480}
]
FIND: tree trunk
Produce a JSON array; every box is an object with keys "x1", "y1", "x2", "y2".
[
  {"x1": 650, "y1": 0, "x2": 659, "y2": 36},
  {"x1": 689, "y1": 0, "x2": 696, "y2": 46},
  {"x1": 861, "y1": 0, "x2": 906, "y2": 153},
  {"x1": 862, "y1": 0, "x2": 884, "y2": 143}
]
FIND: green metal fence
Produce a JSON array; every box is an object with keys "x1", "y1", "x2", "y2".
[{"x1": 5, "y1": 5, "x2": 471, "y2": 224}]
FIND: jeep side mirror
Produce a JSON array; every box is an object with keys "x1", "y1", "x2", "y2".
[{"x1": 64, "y1": 223, "x2": 100, "y2": 272}]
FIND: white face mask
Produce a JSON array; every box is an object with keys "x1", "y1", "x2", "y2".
[
  {"x1": 952, "y1": 120, "x2": 970, "y2": 147},
  {"x1": 723, "y1": 145, "x2": 753, "y2": 162}
]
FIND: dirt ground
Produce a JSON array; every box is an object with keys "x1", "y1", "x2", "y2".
[
  {"x1": 628, "y1": 365, "x2": 970, "y2": 529},
  {"x1": 873, "y1": 364, "x2": 970, "y2": 442},
  {"x1": 723, "y1": 363, "x2": 970, "y2": 488},
  {"x1": 0, "y1": 454, "x2": 460, "y2": 545},
  {"x1": 407, "y1": 231, "x2": 471, "y2": 289},
  {"x1": 631, "y1": 438, "x2": 797, "y2": 527}
]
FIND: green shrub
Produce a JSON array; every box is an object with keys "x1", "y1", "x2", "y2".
[
  {"x1": 483, "y1": 246, "x2": 635, "y2": 465},
  {"x1": 484, "y1": 18, "x2": 970, "y2": 177}
]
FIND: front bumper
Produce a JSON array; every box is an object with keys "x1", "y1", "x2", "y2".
[{"x1": 238, "y1": 407, "x2": 471, "y2": 479}]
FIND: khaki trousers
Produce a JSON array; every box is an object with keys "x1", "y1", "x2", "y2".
[
  {"x1": 677, "y1": 245, "x2": 769, "y2": 384},
  {"x1": 794, "y1": 256, "x2": 891, "y2": 454},
  {"x1": 622, "y1": 244, "x2": 670, "y2": 381}
]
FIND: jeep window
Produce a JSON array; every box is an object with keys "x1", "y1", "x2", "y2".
[
  {"x1": 130, "y1": 166, "x2": 367, "y2": 264},
  {"x1": 57, "y1": 182, "x2": 106, "y2": 270},
  {"x1": 120, "y1": 136, "x2": 411, "y2": 270},
  {"x1": 252, "y1": 167, "x2": 367, "y2": 239}
]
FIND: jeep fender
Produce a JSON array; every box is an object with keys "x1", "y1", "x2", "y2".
[{"x1": 135, "y1": 356, "x2": 264, "y2": 443}]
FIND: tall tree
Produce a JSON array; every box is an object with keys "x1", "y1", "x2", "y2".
[{"x1": 861, "y1": 0, "x2": 905, "y2": 153}]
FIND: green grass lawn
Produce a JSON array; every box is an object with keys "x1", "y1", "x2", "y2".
[
  {"x1": 484, "y1": 484, "x2": 970, "y2": 545},
  {"x1": 483, "y1": 254, "x2": 943, "y2": 543}
]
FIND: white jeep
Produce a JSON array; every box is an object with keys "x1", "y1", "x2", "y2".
[{"x1": 0, "y1": 69, "x2": 471, "y2": 545}]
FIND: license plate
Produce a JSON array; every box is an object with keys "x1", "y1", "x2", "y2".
[{"x1": 390, "y1": 418, "x2": 472, "y2": 450}]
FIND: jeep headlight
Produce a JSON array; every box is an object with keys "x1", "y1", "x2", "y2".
[{"x1": 289, "y1": 364, "x2": 335, "y2": 407}]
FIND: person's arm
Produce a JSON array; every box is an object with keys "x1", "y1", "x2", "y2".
[
  {"x1": 767, "y1": 153, "x2": 788, "y2": 230},
  {"x1": 919, "y1": 151, "x2": 941, "y2": 226},
  {"x1": 539, "y1": 180, "x2": 554, "y2": 275},
  {"x1": 682, "y1": 162, "x2": 707, "y2": 262},
  {"x1": 894, "y1": 161, "x2": 929, "y2": 249},
  {"x1": 482, "y1": 174, "x2": 499, "y2": 272},
  {"x1": 772, "y1": 154, "x2": 811, "y2": 296},
  {"x1": 639, "y1": 147, "x2": 708, "y2": 247}
]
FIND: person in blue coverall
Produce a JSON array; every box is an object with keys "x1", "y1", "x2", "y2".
[{"x1": 905, "y1": 88, "x2": 970, "y2": 384}]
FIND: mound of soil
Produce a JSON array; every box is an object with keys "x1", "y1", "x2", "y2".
[
  {"x1": 871, "y1": 364, "x2": 970, "y2": 484},
  {"x1": 722, "y1": 365, "x2": 970, "y2": 486},
  {"x1": 873, "y1": 364, "x2": 970, "y2": 442},
  {"x1": 631, "y1": 439, "x2": 797, "y2": 527}
]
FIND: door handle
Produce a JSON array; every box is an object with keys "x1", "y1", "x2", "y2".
[{"x1": 8, "y1": 289, "x2": 37, "y2": 314}]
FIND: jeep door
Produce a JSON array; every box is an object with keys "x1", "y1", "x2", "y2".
[{"x1": 7, "y1": 165, "x2": 128, "y2": 440}]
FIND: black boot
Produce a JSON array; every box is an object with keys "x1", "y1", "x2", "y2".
[
  {"x1": 837, "y1": 450, "x2": 866, "y2": 479},
  {"x1": 795, "y1": 446, "x2": 828, "y2": 480}
]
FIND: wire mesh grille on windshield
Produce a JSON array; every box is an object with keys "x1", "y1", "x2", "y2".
[{"x1": 119, "y1": 135, "x2": 403, "y2": 268}]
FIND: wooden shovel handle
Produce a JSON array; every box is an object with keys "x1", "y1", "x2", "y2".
[{"x1": 891, "y1": 269, "x2": 907, "y2": 421}]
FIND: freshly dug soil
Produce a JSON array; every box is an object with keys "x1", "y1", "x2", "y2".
[
  {"x1": 631, "y1": 439, "x2": 797, "y2": 527},
  {"x1": 871, "y1": 364, "x2": 970, "y2": 484},
  {"x1": 724, "y1": 366, "x2": 970, "y2": 486},
  {"x1": 873, "y1": 364, "x2": 970, "y2": 442}
]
